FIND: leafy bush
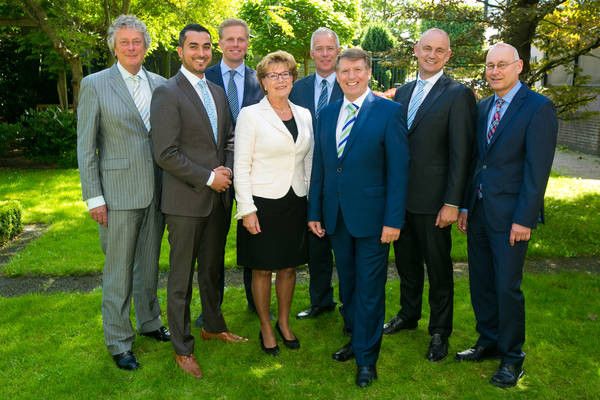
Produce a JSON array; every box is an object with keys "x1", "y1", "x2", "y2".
[
  {"x1": 19, "y1": 107, "x2": 77, "y2": 167},
  {"x1": 0, "y1": 200, "x2": 23, "y2": 246},
  {"x1": 0, "y1": 122, "x2": 20, "y2": 157}
]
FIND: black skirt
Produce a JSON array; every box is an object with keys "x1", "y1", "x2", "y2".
[{"x1": 237, "y1": 188, "x2": 308, "y2": 270}]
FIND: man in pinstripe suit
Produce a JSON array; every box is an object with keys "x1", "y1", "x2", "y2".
[{"x1": 77, "y1": 15, "x2": 170, "y2": 371}]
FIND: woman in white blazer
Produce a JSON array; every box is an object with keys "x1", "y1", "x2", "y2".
[{"x1": 234, "y1": 51, "x2": 313, "y2": 356}]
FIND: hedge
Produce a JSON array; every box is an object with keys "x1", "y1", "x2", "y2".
[{"x1": 0, "y1": 200, "x2": 23, "y2": 246}]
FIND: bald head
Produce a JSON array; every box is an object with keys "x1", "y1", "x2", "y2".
[
  {"x1": 485, "y1": 42, "x2": 523, "y2": 97},
  {"x1": 413, "y1": 28, "x2": 452, "y2": 79}
]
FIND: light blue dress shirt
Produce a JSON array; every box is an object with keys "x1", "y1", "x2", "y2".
[{"x1": 220, "y1": 61, "x2": 245, "y2": 109}]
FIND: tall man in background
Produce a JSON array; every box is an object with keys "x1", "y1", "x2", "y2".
[
  {"x1": 384, "y1": 28, "x2": 476, "y2": 362},
  {"x1": 195, "y1": 18, "x2": 263, "y2": 326},
  {"x1": 77, "y1": 14, "x2": 170, "y2": 371},
  {"x1": 151, "y1": 23, "x2": 247, "y2": 380},
  {"x1": 456, "y1": 42, "x2": 557, "y2": 388},
  {"x1": 309, "y1": 48, "x2": 409, "y2": 387},
  {"x1": 290, "y1": 27, "x2": 343, "y2": 320}
]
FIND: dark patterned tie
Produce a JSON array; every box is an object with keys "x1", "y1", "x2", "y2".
[
  {"x1": 316, "y1": 79, "x2": 328, "y2": 118},
  {"x1": 226, "y1": 70, "x2": 239, "y2": 122},
  {"x1": 487, "y1": 98, "x2": 505, "y2": 144}
]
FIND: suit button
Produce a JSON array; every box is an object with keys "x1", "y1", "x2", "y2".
[
  {"x1": 336, "y1": 167, "x2": 342, "y2": 173},
  {"x1": 482, "y1": 165, "x2": 487, "y2": 169}
]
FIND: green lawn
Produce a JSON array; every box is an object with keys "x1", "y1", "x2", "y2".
[
  {"x1": 0, "y1": 275, "x2": 598, "y2": 399},
  {"x1": 1, "y1": 168, "x2": 600, "y2": 276}
]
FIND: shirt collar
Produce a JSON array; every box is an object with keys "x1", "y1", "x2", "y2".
[
  {"x1": 495, "y1": 81, "x2": 522, "y2": 105},
  {"x1": 342, "y1": 88, "x2": 370, "y2": 110},
  {"x1": 220, "y1": 60, "x2": 246, "y2": 78},
  {"x1": 180, "y1": 65, "x2": 207, "y2": 87},
  {"x1": 117, "y1": 62, "x2": 146, "y2": 81},
  {"x1": 417, "y1": 69, "x2": 444, "y2": 87},
  {"x1": 316, "y1": 72, "x2": 336, "y2": 87}
]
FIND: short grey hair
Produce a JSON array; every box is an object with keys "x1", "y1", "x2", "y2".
[
  {"x1": 488, "y1": 42, "x2": 520, "y2": 61},
  {"x1": 107, "y1": 15, "x2": 151, "y2": 55},
  {"x1": 310, "y1": 27, "x2": 340, "y2": 51}
]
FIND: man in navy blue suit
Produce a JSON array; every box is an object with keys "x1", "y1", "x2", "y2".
[
  {"x1": 196, "y1": 19, "x2": 264, "y2": 327},
  {"x1": 290, "y1": 27, "x2": 343, "y2": 320},
  {"x1": 308, "y1": 48, "x2": 409, "y2": 388},
  {"x1": 456, "y1": 43, "x2": 557, "y2": 388}
]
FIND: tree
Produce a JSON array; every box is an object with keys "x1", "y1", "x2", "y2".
[{"x1": 239, "y1": 0, "x2": 359, "y2": 75}]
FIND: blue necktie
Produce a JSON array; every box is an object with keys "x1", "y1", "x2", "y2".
[
  {"x1": 198, "y1": 80, "x2": 218, "y2": 142},
  {"x1": 226, "y1": 70, "x2": 239, "y2": 122},
  {"x1": 407, "y1": 80, "x2": 426, "y2": 129},
  {"x1": 316, "y1": 79, "x2": 328, "y2": 118}
]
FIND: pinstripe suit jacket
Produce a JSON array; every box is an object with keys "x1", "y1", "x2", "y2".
[{"x1": 77, "y1": 63, "x2": 166, "y2": 210}]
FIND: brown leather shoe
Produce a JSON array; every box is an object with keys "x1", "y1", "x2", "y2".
[
  {"x1": 175, "y1": 354, "x2": 202, "y2": 379},
  {"x1": 201, "y1": 328, "x2": 249, "y2": 343}
]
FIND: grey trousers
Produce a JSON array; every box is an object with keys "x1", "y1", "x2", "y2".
[{"x1": 99, "y1": 198, "x2": 164, "y2": 355}]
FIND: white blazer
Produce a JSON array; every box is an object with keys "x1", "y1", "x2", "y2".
[{"x1": 234, "y1": 97, "x2": 313, "y2": 218}]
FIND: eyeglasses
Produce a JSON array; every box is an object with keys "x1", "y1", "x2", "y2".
[
  {"x1": 265, "y1": 71, "x2": 292, "y2": 81},
  {"x1": 485, "y1": 60, "x2": 519, "y2": 71}
]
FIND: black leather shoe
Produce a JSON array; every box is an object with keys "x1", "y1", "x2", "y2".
[
  {"x1": 141, "y1": 326, "x2": 171, "y2": 342},
  {"x1": 383, "y1": 314, "x2": 417, "y2": 334},
  {"x1": 113, "y1": 350, "x2": 140, "y2": 370},
  {"x1": 490, "y1": 362, "x2": 524, "y2": 388},
  {"x1": 275, "y1": 321, "x2": 300, "y2": 349},
  {"x1": 332, "y1": 342, "x2": 354, "y2": 362},
  {"x1": 259, "y1": 331, "x2": 280, "y2": 356},
  {"x1": 455, "y1": 345, "x2": 500, "y2": 362},
  {"x1": 296, "y1": 304, "x2": 336, "y2": 319},
  {"x1": 356, "y1": 365, "x2": 377, "y2": 388},
  {"x1": 426, "y1": 333, "x2": 448, "y2": 362}
]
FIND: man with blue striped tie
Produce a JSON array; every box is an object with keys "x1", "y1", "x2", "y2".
[
  {"x1": 308, "y1": 48, "x2": 409, "y2": 388},
  {"x1": 290, "y1": 27, "x2": 343, "y2": 321},
  {"x1": 384, "y1": 28, "x2": 476, "y2": 363},
  {"x1": 77, "y1": 14, "x2": 170, "y2": 371}
]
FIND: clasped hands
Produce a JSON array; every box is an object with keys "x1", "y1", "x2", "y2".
[{"x1": 210, "y1": 166, "x2": 232, "y2": 193}]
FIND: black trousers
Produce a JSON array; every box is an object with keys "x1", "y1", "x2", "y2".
[
  {"x1": 393, "y1": 211, "x2": 454, "y2": 337},
  {"x1": 307, "y1": 233, "x2": 336, "y2": 308}
]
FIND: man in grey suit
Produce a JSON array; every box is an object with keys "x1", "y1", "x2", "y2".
[
  {"x1": 77, "y1": 15, "x2": 170, "y2": 371},
  {"x1": 151, "y1": 23, "x2": 247, "y2": 380}
]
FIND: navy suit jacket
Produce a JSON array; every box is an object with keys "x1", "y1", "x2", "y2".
[
  {"x1": 465, "y1": 83, "x2": 557, "y2": 231},
  {"x1": 290, "y1": 73, "x2": 343, "y2": 125},
  {"x1": 205, "y1": 63, "x2": 264, "y2": 113},
  {"x1": 308, "y1": 91, "x2": 410, "y2": 237}
]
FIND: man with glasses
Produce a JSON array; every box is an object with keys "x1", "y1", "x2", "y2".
[
  {"x1": 290, "y1": 27, "x2": 343, "y2": 321},
  {"x1": 456, "y1": 42, "x2": 557, "y2": 388}
]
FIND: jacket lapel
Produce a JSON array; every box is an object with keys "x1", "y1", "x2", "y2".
[
  {"x1": 409, "y1": 75, "x2": 449, "y2": 133},
  {"x1": 486, "y1": 84, "x2": 528, "y2": 150},
  {"x1": 478, "y1": 96, "x2": 494, "y2": 156},
  {"x1": 258, "y1": 97, "x2": 294, "y2": 141},
  {"x1": 306, "y1": 75, "x2": 317, "y2": 116},
  {"x1": 339, "y1": 92, "x2": 375, "y2": 162},
  {"x1": 108, "y1": 64, "x2": 139, "y2": 117},
  {"x1": 176, "y1": 72, "x2": 217, "y2": 148},
  {"x1": 395, "y1": 81, "x2": 414, "y2": 123}
]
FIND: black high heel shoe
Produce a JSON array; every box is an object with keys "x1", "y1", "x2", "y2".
[
  {"x1": 259, "y1": 331, "x2": 280, "y2": 356},
  {"x1": 275, "y1": 321, "x2": 300, "y2": 350}
]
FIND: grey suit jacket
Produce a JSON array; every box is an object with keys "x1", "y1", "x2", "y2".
[
  {"x1": 150, "y1": 70, "x2": 234, "y2": 218},
  {"x1": 77, "y1": 64, "x2": 166, "y2": 210}
]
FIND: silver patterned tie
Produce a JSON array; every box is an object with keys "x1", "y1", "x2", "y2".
[
  {"x1": 226, "y1": 70, "x2": 239, "y2": 122},
  {"x1": 130, "y1": 75, "x2": 150, "y2": 130},
  {"x1": 197, "y1": 79, "x2": 218, "y2": 142}
]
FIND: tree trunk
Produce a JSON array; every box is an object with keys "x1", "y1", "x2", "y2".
[
  {"x1": 70, "y1": 58, "x2": 83, "y2": 111},
  {"x1": 57, "y1": 67, "x2": 68, "y2": 109}
]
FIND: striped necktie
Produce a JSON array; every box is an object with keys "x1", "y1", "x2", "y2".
[
  {"x1": 316, "y1": 79, "x2": 328, "y2": 118},
  {"x1": 407, "y1": 79, "x2": 426, "y2": 129},
  {"x1": 226, "y1": 70, "x2": 240, "y2": 122},
  {"x1": 337, "y1": 103, "x2": 359, "y2": 158},
  {"x1": 487, "y1": 98, "x2": 505, "y2": 144},
  {"x1": 130, "y1": 74, "x2": 150, "y2": 130},
  {"x1": 198, "y1": 79, "x2": 218, "y2": 142}
]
